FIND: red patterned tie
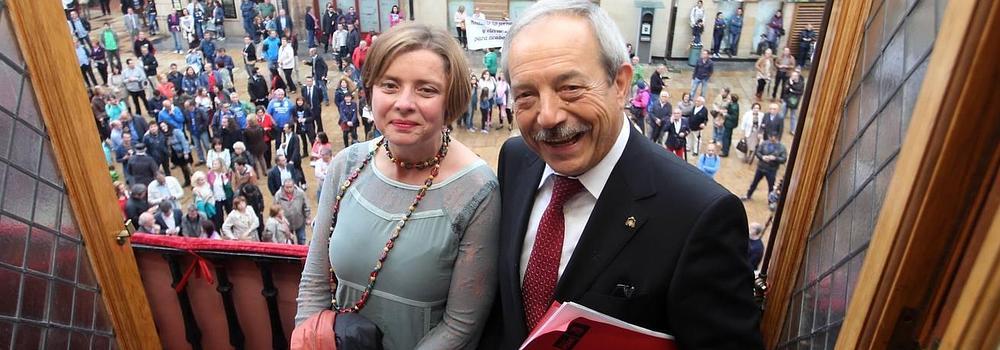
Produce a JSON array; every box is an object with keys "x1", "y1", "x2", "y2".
[{"x1": 522, "y1": 175, "x2": 585, "y2": 330}]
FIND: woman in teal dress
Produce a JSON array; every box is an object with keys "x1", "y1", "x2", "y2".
[{"x1": 295, "y1": 23, "x2": 499, "y2": 350}]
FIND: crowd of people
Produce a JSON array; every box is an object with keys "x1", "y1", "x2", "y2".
[{"x1": 75, "y1": 0, "x2": 407, "y2": 244}]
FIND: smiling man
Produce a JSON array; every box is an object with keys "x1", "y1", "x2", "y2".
[{"x1": 485, "y1": 1, "x2": 763, "y2": 349}]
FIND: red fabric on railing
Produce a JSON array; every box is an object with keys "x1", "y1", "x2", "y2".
[
  {"x1": 130, "y1": 233, "x2": 309, "y2": 258},
  {"x1": 174, "y1": 250, "x2": 215, "y2": 293}
]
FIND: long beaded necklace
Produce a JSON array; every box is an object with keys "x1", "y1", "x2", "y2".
[
  {"x1": 384, "y1": 135, "x2": 450, "y2": 169},
  {"x1": 327, "y1": 131, "x2": 451, "y2": 313}
]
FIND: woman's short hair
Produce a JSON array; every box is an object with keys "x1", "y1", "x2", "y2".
[
  {"x1": 361, "y1": 22, "x2": 471, "y2": 125},
  {"x1": 269, "y1": 206, "x2": 282, "y2": 217},
  {"x1": 232, "y1": 195, "x2": 246, "y2": 208}
]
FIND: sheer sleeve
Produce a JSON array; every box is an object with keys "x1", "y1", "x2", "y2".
[
  {"x1": 294, "y1": 144, "x2": 352, "y2": 325},
  {"x1": 415, "y1": 184, "x2": 500, "y2": 350}
]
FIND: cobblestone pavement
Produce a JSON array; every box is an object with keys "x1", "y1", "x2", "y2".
[{"x1": 99, "y1": 20, "x2": 795, "y2": 244}]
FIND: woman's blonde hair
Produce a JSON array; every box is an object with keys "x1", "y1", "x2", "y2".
[{"x1": 361, "y1": 23, "x2": 471, "y2": 125}]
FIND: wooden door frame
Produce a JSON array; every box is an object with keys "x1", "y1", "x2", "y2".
[
  {"x1": 6, "y1": 1, "x2": 160, "y2": 348},
  {"x1": 759, "y1": 0, "x2": 874, "y2": 346},
  {"x1": 836, "y1": 0, "x2": 1000, "y2": 347},
  {"x1": 761, "y1": 0, "x2": 1000, "y2": 348}
]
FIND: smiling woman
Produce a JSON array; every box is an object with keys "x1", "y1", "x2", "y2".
[{"x1": 294, "y1": 23, "x2": 501, "y2": 350}]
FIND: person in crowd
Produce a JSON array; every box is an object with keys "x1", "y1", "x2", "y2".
[
  {"x1": 170, "y1": 203, "x2": 203, "y2": 239},
  {"x1": 278, "y1": 123, "x2": 306, "y2": 180},
  {"x1": 136, "y1": 211, "x2": 159, "y2": 234},
  {"x1": 201, "y1": 220, "x2": 222, "y2": 239},
  {"x1": 263, "y1": 206, "x2": 293, "y2": 244},
  {"x1": 649, "y1": 64, "x2": 666, "y2": 97},
  {"x1": 321, "y1": 4, "x2": 339, "y2": 53},
  {"x1": 712, "y1": 88, "x2": 731, "y2": 144},
  {"x1": 762, "y1": 102, "x2": 784, "y2": 142},
  {"x1": 180, "y1": 9, "x2": 198, "y2": 48},
  {"x1": 125, "y1": 183, "x2": 151, "y2": 225},
  {"x1": 239, "y1": 182, "x2": 266, "y2": 235},
  {"x1": 773, "y1": 47, "x2": 796, "y2": 100},
  {"x1": 711, "y1": 12, "x2": 726, "y2": 57},
  {"x1": 465, "y1": 75, "x2": 478, "y2": 131},
  {"x1": 273, "y1": 179, "x2": 308, "y2": 245},
  {"x1": 206, "y1": 158, "x2": 233, "y2": 229},
  {"x1": 345, "y1": 22, "x2": 361, "y2": 60},
  {"x1": 302, "y1": 76, "x2": 326, "y2": 135},
  {"x1": 232, "y1": 141, "x2": 256, "y2": 169},
  {"x1": 484, "y1": 3, "x2": 762, "y2": 348},
  {"x1": 147, "y1": 169, "x2": 183, "y2": 209},
  {"x1": 153, "y1": 201, "x2": 183, "y2": 236},
  {"x1": 647, "y1": 91, "x2": 671, "y2": 143},
  {"x1": 748, "y1": 222, "x2": 765, "y2": 271},
  {"x1": 267, "y1": 88, "x2": 293, "y2": 130},
  {"x1": 157, "y1": 99, "x2": 184, "y2": 130},
  {"x1": 664, "y1": 108, "x2": 690, "y2": 158},
  {"x1": 211, "y1": 1, "x2": 226, "y2": 39},
  {"x1": 240, "y1": 0, "x2": 258, "y2": 39},
  {"x1": 133, "y1": 31, "x2": 155, "y2": 58},
  {"x1": 727, "y1": 7, "x2": 744, "y2": 56},
  {"x1": 146, "y1": 5, "x2": 160, "y2": 35},
  {"x1": 690, "y1": 49, "x2": 713, "y2": 98},
  {"x1": 215, "y1": 48, "x2": 236, "y2": 80},
  {"x1": 337, "y1": 93, "x2": 358, "y2": 148},
  {"x1": 200, "y1": 62, "x2": 224, "y2": 99},
  {"x1": 478, "y1": 87, "x2": 492, "y2": 134},
  {"x1": 799, "y1": 24, "x2": 817, "y2": 67},
  {"x1": 162, "y1": 122, "x2": 193, "y2": 186},
  {"x1": 255, "y1": 106, "x2": 278, "y2": 168},
  {"x1": 332, "y1": 23, "x2": 349, "y2": 70},
  {"x1": 351, "y1": 39, "x2": 369, "y2": 74},
  {"x1": 741, "y1": 102, "x2": 764, "y2": 164},
  {"x1": 744, "y1": 133, "x2": 787, "y2": 201},
  {"x1": 247, "y1": 67, "x2": 270, "y2": 106},
  {"x1": 124, "y1": 7, "x2": 141, "y2": 41},
  {"x1": 309, "y1": 131, "x2": 332, "y2": 160},
  {"x1": 114, "y1": 181, "x2": 130, "y2": 219},
  {"x1": 755, "y1": 48, "x2": 774, "y2": 100},
  {"x1": 156, "y1": 74, "x2": 176, "y2": 101},
  {"x1": 90, "y1": 39, "x2": 110, "y2": 85},
  {"x1": 629, "y1": 80, "x2": 650, "y2": 134},
  {"x1": 688, "y1": 96, "x2": 708, "y2": 156},
  {"x1": 243, "y1": 117, "x2": 268, "y2": 177},
  {"x1": 219, "y1": 114, "x2": 244, "y2": 151},
  {"x1": 143, "y1": 122, "x2": 170, "y2": 176},
  {"x1": 266, "y1": 154, "x2": 300, "y2": 195},
  {"x1": 253, "y1": 15, "x2": 268, "y2": 44},
  {"x1": 116, "y1": 134, "x2": 136, "y2": 183},
  {"x1": 783, "y1": 71, "x2": 805, "y2": 134},
  {"x1": 278, "y1": 37, "x2": 298, "y2": 93},
  {"x1": 166, "y1": 9, "x2": 183, "y2": 54},
  {"x1": 483, "y1": 48, "x2": 499, "y2": 77},
  {"x1": 295, "y1": 23, "x2": 499, "y2": 349},
  {"x1": 293, "y1": 97, "x2": 316, "y2": 152},
  {"x1": 123, "y1": 58, "x2": 149, "y2": 115},
  {"x1": 721, "y1": 94, "x2": 741, "y2": 157},
  {"x1": 388, "y1": 4, "x2": 403, "y2": 27},
  {"x1": 493, "y1": 74, "x2": 511, "y2": 130},
  {"x1": 166, "y1": 64, "x2": 185, "y2": 97},
  {"x1": 262, "y1": 30, "x2": 281, "y2": 71},
  {"x1": 690, "y1": 0, "x2": 705, "y2": 29},
  {"x1": 311, "y1": 148, "x2": 333, "y2": 198},
  {"x1": 180, "y1": 66, "x2": 200, "y2": 96},
  {"x1": 190, "y1": 171, "x2": 216, "y2": 221},
  {"x1": 303, "y1": 6, "x2": 318, "y2": 48},
  {"x1": 304, "y1": 48, "x2": 330, "y2": 106},
  {"x1": 699, "y1": 143, "x2": 721, "y2": 178},
  {"x1": 147, "y1": 90, "x2": 168, "y2": 118},
  {"x1": 241, "y1": 36, "x2": 258, "y2": 79},
  {"x1": 768, "y1": 176, "x2": 785, "y2": 212},
  {"x1": 691, "y1": 18, "x2": 704, "y2": 44},
  {"x1": 231, "y1": 155, "x2": 258, "y2": 192},
  {"x1": 76, "y1": 41, "x2": 98, "y2": 88},
  {"x1": 207, "y1": 137, "x2": 232, "y2": 170},
  {"x1": 766, "y1": 10, "x2": 784, "y2": 52},
  {"x1": 454, "y1": 5, "x2": 467, "y2": 49},
  {"x1": 222, "y1": 196, "x2": 260, "y2": 241},
  {"x1": 630, "y1": 56, "x2": 644, "y2": 89},
  {"x1": 101, "y1": 22, "x2": 122, "y2": 69}
]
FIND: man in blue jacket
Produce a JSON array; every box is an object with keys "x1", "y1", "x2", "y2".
[
  {"x1": 690, "y1": 49, "x2": 714, "y2": 98},
  {"x1": 267, "y1": 89, "x2": 293, "y2": 130},
  {"x1": 262, "y1": 30, "x2": 281, "y2": 71},
  {"x1": 157, "y1": 99, "x2": 185, "y2": 131}
]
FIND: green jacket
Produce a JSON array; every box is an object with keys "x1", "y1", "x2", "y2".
[
  {"x1": 257, "y1": 3, "x2": 276, "y2": 19},
  {"x1": 483, "y1": 51, "x2": 498, "y2": 76},
  {"x1": 632, "y1": 65, "x2": 645, "y2": 86},
  {"x1": 103, "y1": 29, "x2": 118, "y2": 50},
  {"x1": 725, "y1": 101, "x2": 740, "y2": 129}
]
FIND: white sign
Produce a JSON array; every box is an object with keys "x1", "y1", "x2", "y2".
[{"x1": 465, "y1": 17, "x2": 512, "y2": 51}]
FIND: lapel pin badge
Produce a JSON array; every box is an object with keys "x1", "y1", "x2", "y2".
[{"x1": 625, "y1": 216, "x2": 637, "y2": 230}]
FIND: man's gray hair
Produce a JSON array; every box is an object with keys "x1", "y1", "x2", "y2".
[{"x1": 501, "y1": 0, "x2": 629, "y2": 82}]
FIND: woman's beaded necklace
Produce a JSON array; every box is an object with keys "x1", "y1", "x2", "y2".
[
  {"x1": 327, "y1": 131, "x2": 451, "y2": 313},
  {"x1": 383, "y1": 134, "x2": 450, "y2": 170}
]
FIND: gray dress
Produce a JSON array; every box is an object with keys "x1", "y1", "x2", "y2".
[{"x1": 295, "y1": 140, "x2": 500, "y2": 350}]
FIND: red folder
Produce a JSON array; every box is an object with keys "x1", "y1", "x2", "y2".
[{"x1": 520, "y1": 302, "x2": 677, "y2": 350}]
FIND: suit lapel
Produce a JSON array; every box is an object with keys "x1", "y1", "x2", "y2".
[
  {"x1": 503, "y1": 149, "x2": 544, "y2": 336},
  {"x1": 555, "y1": 127, "x2": 657, "y2": 302}
]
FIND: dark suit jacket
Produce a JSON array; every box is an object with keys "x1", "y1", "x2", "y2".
[
  {"x1": 303, "y1": 84, "x2": 324, "y2": 118},
  {"x1": 154, "y1": 209, "x2": 183, "y2": 235},
  {"x1": 689, "y1": 105, "x2": 709, "y2": 131},
  {"x1": 267, "y1": 165, "x2": 304, "y2": 195},
  {"x1": 650, "y1": 71, "x2": 665, "y2": 96},
  {"x1": 280, "y1": 132, "x2": 302, "y2": 165},
  {"x1": 762, "y1": 113, "x2": 784, "y2": 140},
  {"x1": 305, "y1": 55, "x2": 328, "y2": 82},
  {"x1": 486, "y1": 126, "x2": 762, "y2": 349},
  {"x1": 127, "y1": 153, "x2": 159, "y2": 186},
  {"x1": 664, "y1": 118, "x2": 690, "y2": 150}
]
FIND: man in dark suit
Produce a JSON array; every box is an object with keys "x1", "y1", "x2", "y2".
[
  {"x1": 650, "y1": 64, "x2": 666, "y2": 97},
  {"x1": 762, "y1": 102, "x2": 785, "y2": 141},
  {"x1": 153, "y1": 201, "x2": 183, "y2": 235},
  {"x1": 302, "y1": 76, "x2": 326, "y2": 134},
  {"x1": 303, "y1": 47, "x2": 330, "y2": 107},
  {"x1": 483, "y1": 2, "x2": 762, "y2": 349},
  {"x1": 127, "y1": 143, "x2": 159, "y2": 186},
  {"x1": 663, "y1": 108, "x2": 690, "y2": 159},
  {"x1": 267, "y1": 154, "x2": 303, "y2": 195},
  {"x1": 274, "y1": 9, "x2": 294, "y2": 36},
  {"x1": 321, "y1": 5, "x2": 339, "y2": 53},
  {"x1": 688, "y1": 96, "x2": 709, "y2": 156},
  {"x1": 646, "y1": 91, "x2": 672, "y2": 143}
]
